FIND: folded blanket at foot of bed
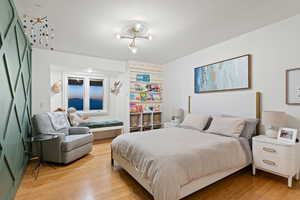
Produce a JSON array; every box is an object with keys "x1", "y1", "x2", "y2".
[{"x1": 78, "y1": 120, "x2": 123, "y2": 129}]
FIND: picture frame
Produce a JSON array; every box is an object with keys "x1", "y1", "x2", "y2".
[
  {"x1": 194, "y1": 54, "x2": 251, "y2": 93},
  {"x1": 277, "y1": 128, "x2": 298, "y2": 144},
  {"x1": 286, "y1": 68, "x2": 300, "y2": 105}
]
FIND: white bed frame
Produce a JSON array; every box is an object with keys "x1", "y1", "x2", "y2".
[{"x1": 111, "y1": 91, "x2": 261, "y2": 200}]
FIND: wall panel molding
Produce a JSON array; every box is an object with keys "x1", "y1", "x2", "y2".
[{"x1": 0, "y1": 0, "x2": 32, "y2": 199}]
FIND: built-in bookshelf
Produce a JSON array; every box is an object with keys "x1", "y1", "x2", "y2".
[{"x1": 128, "y1": 62, "x2": 163, "y2": 132}]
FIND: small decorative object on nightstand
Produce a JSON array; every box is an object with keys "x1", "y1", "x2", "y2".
[
  {"x1": 278, "y1": 128, "x2": 298, "y2": 144},
  {"x1": 262, "y1": 111, "x2": 287, "y2": 138},
  {"x1": 164, "y1": 121, "x2": 180, "y2": 128},
  {"x1": 171, "y1": 108, "x2": 184, "y2": 124},
  {"x1": 252, "y1": 135, "x2": 300, "y2": 187}
]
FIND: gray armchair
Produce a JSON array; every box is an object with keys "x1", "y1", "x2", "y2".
[{"x1": 32, "y1": 112, "x2": 93, "y2": 164}]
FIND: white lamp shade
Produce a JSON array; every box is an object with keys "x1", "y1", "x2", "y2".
[{"x1": 262, "y1": 111, "x2": 287, "y2": 128}]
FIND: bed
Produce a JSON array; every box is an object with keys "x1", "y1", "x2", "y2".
[{"x1": 111, "y1": 91, "x2": 261, "y2": 200}]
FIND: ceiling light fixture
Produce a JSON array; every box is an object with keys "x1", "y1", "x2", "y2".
[{"x1": 116, "y1": 22, "x2": 152, "y2": 54}]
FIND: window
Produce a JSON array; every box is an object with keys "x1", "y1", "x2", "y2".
[
  {"x1": 64, "y1": 74, "x2": 107, "y2": 113},
  {"x1": 68, "y1": 78, "x2": 84, "y2": 111},
  {"x1": 89, "y1": 79, "x2": 104, "y2": 110}
]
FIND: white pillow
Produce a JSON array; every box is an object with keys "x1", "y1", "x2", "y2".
[
  {"x1": 206, "y1": 116, "x2": 246, "y2": 137},
  {"x1": 181, "y1": 114, "x2": 210, "y2": 131}
]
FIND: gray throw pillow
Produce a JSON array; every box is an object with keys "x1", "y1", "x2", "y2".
[{"x1": 221, "y1": 115, "x2": 259, "y2": 139}]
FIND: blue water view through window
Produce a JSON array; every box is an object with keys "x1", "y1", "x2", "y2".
[
  {"x1": 67, "y1": 77, "x2": 105, "y2": 111},
  {"x1": 68, "y1": 78, "x2": 84, "y2": 110},
  {"x1": 89, "y1": 80, "x2": 104, "y2": 110}
]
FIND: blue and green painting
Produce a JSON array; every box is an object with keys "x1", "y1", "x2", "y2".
[{"x1": 194, "y1": 55, "x2": 249, "y2": 93}]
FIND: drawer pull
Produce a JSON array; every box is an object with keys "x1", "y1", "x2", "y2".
[
  {"x1": 263, "y1": 159, "x2": 276, "y2": 166},
  {"x1": 262, "y1": 147, "x2": 276, "y2": 153}
]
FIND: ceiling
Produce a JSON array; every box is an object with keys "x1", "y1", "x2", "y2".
[{"x1": 15, "y1": 0, "x2": 300, "y2": 64}]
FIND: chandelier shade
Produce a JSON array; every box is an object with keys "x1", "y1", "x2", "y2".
[{"x1": 116, "y1": 22, "x2": 152, "y2": 54}]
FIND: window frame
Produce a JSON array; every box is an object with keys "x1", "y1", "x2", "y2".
[{"x1": 63, "y1": 73, "x2": 108, "y2": 114}]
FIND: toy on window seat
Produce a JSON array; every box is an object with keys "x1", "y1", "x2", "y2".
[{"x1": 67, "y1": 107, "x2": 90, "y2": 126}]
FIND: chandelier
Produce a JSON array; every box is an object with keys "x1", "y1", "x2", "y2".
[
  {"x1": 116, "y1": 23, "x2": 152, "y2": 54},
  {"x1": 22, "y1": 15, "x2": 55, "y2": 50}
]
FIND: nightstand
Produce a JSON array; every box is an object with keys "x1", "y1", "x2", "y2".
[
  {"x1": 164, "y1": 121, "x2": 180, "y2": 128},
  {"x1": 252, "y1": 135, "x2": 300, "y2": 187}
]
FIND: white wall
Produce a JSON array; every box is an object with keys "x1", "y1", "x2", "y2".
[
  {"x1": 32, "y1": 49, "x2": 130, "y2": 130},
  {"x1": 164, "y1": 14, "x2": 300, "y2": 131}
]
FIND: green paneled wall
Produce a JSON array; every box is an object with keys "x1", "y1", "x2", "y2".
[{"x1": 0, "y1": 0, "x2": 32, "y2": 199}]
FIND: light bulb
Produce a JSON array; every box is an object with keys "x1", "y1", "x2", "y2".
[
  {"x1": 87, "y1": 68, "x2": 93, "y2": 73},
  {"x1": 116, "y1": 34, "x2": 121, "y2": 39},
  {"x1": 131, "y1": 47, "x2": 138, "y2": 54},
  {"x1": 135, "y1": 23, "x2": 141, "y2": 31},
  {"x1": 148, "y1": 35, "x2": 153, "y2": 40}
]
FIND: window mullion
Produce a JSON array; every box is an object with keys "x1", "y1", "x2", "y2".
[{"x1": 85, "y1": 77, "x2": 90, "y2": 111}]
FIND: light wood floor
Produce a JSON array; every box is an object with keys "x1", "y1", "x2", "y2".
[{"x1": 16, "y1": 139, "x2": 300, "y2": 200}]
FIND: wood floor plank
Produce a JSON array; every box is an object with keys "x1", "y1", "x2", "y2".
[{"x1": 15, "y1": 139, "x2": 300, "y2": 200}]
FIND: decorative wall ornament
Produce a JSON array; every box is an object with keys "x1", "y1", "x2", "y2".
[
  {"x1": 111, "y1": 80, "x2": 122, "y2": 95},
  {"x1": 116, "y1": 22, "x2": 152, "y2": 54},
  {"x1": 51, "y1": 81, "x2": 61, "y2": 93},
  {"x1": 22, "y1": 14, "x2": 55, "y2": 50}
]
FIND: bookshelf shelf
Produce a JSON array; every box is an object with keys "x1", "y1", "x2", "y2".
[{"x1": 129, "y1": 62, "x2": 163, "y2": 133}]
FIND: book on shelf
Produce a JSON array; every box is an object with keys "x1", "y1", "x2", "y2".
[
  {"x1": 136, "y1": 74, "x2": 151, "y2": 82},
  {"x1": 130, "y1": 103, "x2": 143, "y2": 113},
  {"x1": 130, "y1": 103, "x2": 161, "y2": 113}
]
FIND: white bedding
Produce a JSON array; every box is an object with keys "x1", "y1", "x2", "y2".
[{"x1": 112, "y1": 127, "x2": 252, "y2": 200}]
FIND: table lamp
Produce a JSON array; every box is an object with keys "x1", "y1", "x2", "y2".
[
  {"x1": 172, "y1": 108, "x2": 184, "y2": 124},
  {"x1": 262, "y1": 111, "x2": 287, "y2": 138}
]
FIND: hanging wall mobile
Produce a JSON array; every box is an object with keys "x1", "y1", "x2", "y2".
[{"x1": 22, "y1": 15, "x2": 55, "y2": 50}]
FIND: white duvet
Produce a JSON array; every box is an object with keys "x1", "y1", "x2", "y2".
[{"x1": 112, "y1": 127, "x2": 251, "y2": 200}]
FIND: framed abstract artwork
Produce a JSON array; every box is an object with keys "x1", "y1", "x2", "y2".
[
  {"x1": 194, "y1": 55, "x2": 251, "y2": 93},
  {"x1": 286, "y1": 68, "x2": 300, "y2": 105}
]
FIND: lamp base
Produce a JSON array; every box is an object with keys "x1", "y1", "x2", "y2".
[{"x1": 265, "y1": 129, "x2": 278, "y2": 138}]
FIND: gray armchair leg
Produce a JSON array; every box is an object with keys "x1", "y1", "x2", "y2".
[{"x1": 111, "y1": 145, "x2": 114, "y2": 167}]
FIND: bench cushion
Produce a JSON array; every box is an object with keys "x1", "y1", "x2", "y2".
[{"x1": 79, "y1": 120, "x2": 123, "y2": 129}]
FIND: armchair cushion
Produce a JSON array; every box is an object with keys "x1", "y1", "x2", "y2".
[
  {"x1": 33, "y1": 113, "x2": 69, "y2": 135},
  {"x1": 33, "y1": 113, "x2": 56, "y2": 134},
  {"x1": 69, "y1": 127, "x2": 90, "y2": 135},
  {"x1": 62, "y1": 134, "x2": 93, "y2": 152}
]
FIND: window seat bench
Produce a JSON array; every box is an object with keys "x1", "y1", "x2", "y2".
[{"x1": 78, "y1": 120, "x2": 124, "y2": 139}]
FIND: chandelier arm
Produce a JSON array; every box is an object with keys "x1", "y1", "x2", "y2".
[
  {"x1": 135, "y1": 36, "x2": 149, "y2": 39},
  {"x1": 120, "y1": 35, "x2": 134, "y2": 39}
]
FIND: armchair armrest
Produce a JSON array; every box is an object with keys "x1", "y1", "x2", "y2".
[
  {"x1": 69, "y1": 127, "x2": 90, "y2": 135},
  {"x1": 46, "y1": 132, "x2": 66, "y2": 140},
  {"x1": 41, "y1": 132, "x2": 65, "y2": 163}
]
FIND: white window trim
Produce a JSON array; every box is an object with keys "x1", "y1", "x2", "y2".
[{"x1": 63, "y1": 73, "x2": 109, "y2": 115}]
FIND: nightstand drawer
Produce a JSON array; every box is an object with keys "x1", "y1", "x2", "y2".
[
  {"x1": 253, "y1": 155, "x2": 286, "y2": 175},
  {"x1": 253, "y1": 142, "x2": 290, "y2": 158}
]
